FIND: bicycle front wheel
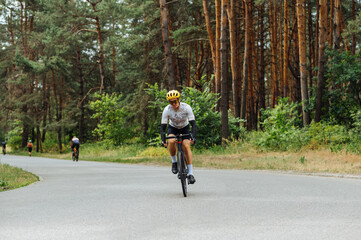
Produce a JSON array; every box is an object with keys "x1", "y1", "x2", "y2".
[
  {"x1": 179, "y1": 151, "x2": 187, "y2": 197},
  {"x1": 181, "y1": 177, "x2": 187, "y2": 197}
]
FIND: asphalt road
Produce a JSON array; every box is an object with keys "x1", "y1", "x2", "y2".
[{"x1": 1, "y1": 155, "x2": 361, "y2": 240}]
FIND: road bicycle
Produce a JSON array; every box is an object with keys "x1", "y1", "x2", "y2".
[
  {"x1": 72, "y1": 147, "x2": 79, "y2": 162},
  {"x1": 166, "y1": 133, "x2": 192, "y2": 197}
]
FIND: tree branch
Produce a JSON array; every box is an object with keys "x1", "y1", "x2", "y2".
[{"x1": 76, "y1": 28, "x2": 98, "y2": 34}]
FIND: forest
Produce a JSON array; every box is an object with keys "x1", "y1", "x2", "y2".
[{"x1": 0, "y1": 0, "x2": 361, "y2": 153}]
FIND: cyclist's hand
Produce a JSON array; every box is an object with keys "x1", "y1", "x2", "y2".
[
  {"x1": 162, "y1": 142, "x2": 167, "y2": 148},
  {"x1": 190, "y1": 138, "x2": 195, "y2": 145}
]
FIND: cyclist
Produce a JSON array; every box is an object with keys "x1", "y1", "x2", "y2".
[
  {"x1": 27, "y1": 140, "x2": 33, "y2": 157},
  {"x1": 71, "y1": 136, "x2": 80, "y2": 160},
  {"x1": 1, "y1": 140, "x2": 6, "y2": 155},
  {"x1": 160, "y1": 90, "x2": 197, "y2": 184}
]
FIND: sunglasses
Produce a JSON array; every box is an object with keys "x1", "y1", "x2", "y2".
[{"x1": 169, "y1": 100, "x2": 178, "y2": 105}]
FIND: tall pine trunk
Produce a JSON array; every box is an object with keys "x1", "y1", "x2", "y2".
[
  {"x1": 296, "y1": 0, "x2": 310, "y2": 125},
  {"x1": 228, "y1": 0, "x2": 240, "y2": 119},
  {"x1": 283, "y1": 0, "x2": 290, "y2": 98},
  {"x1": 269, "y1": 0, "x2": 278, "y2": 108},
  {"x1": 220, "y1": 0, "x2": 229, "y2": 145},
  {"x1": 315, "y1": 0, "x2": 328, "y2": 122},
  {"x1": 160, "y1": 0, "x2": 176, "y2": 89},
  {"x1": 241, "y1": 0, "x2": 252, "y2": 121}
]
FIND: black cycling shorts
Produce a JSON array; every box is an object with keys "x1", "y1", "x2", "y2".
[
  {"x1": 72, "y1": 143, "x2": 80, "y2": 151},
  {"x1": 167, "y1": 125, "x2": 192, "y2": 140},
  {"x1": 28, "y1": 147, "x2": 32, "y2": 152}
]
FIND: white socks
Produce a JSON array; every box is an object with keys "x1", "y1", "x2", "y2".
[
  {"x1": 171, "y1": 156, "x2": 194, "y2": 175},
  {"x1": 188, "y1": 165, "x2": 193, "y2": 175}
]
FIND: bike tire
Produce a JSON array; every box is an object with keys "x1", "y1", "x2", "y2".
[{"x1": 179, "y1": 151, "x2": 187, "y2": 197}]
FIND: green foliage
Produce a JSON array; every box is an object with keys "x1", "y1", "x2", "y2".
[
  {"x1": 343, "y1": 12, "x2": 361, "y2": 52},
  {"x1": 89, "y1": 93, "x2": 134, "y2": 145},
  {"x1": 347, "y1": 110, "x2": 361, "y2": 154},
  {"x1": 7, "y1": 136, "x2": 23, "y2": 150},
  {"x1": 254, "y1": 98, "x2": 361, "y2": 153},
  {"x1": 0, "y1": 180, "x2": 9, "y2": 188},
  {"x1": 146, "y1": 82, "x2": 245, "y2": 148},
  {"x1": 305, "y1": 122, "x2": 350, "y2": 152},
  {"x1": 323, "y1": 50, "x2": 361, "y2": 126},
  {"x1": 261, "y1": 98, "x2": 302, "y2": 131},
  {"x1": 255, "y1": 98, "x2": 306, "y2": 151}
]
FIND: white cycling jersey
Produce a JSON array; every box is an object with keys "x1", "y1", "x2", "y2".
[{"x1": 161, "y1": 102, "x2": 195, "y2": 129}]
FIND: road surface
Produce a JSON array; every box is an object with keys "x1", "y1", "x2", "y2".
[{"x1": 1, "y1": 155, "x2": 361, "y2": 240}]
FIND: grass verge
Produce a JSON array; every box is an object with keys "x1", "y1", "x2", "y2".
[
  {"x1": 10, "y1": 142, "x2": 361, "y2": 176},
  {"x1": 0, "y1": 164, "x2": 39, "y2": 192}
]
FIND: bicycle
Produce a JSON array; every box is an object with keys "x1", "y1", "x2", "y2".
[
  {"x1": 166, "y1": 133, "x2": 192, "y2": 197},
  {"x1": 72, "y1": 147, "x2": 78, "y2": 162}
]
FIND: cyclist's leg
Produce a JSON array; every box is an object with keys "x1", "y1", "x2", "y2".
[
  {"x1": 182, "y1": 139, "x2": 192, "y2": 165},
  {"x1": 75, "y1": 144, "x2": 79, "y2": 154},
  {"x1": 180, "y1": 125, "x2": 193, "y2": 165},
  {"x1": 180, "y1": 125, "x2": 195, "y2": 183},
  {"x1": 167, "y1": 126, "x2": 179, "y2": 173}
]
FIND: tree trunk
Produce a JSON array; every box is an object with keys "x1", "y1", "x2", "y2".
[
  {"x1": 333, "y1": 0, "x2": 342, "y2": 50},
  {"x1": 76, "y1": 48, "x2": 85, "y2": 142},
  {"x1": 283, "y1": 0, "x2": 290, "y2": 98},
  {"x1": 214, "y1": 0, "x2": 221, "y2": 94},
  {"x1": 51, "y1": 70, "x2": 62, "y2": 152},
  {"x1": 291, "y1": 0, "x2": 301, "y2": 103},
  {"x1": 249, "y1": 1, "x2": 257, "y2": 130},
  {"x1": 220, "y1": 0, "x2": 229, "y2": 145},
  {"x1": 241, "y1": 0, "x2": 251, "y2": 121},
  {"x1": 258, "y1": 4, "x2": 266, "y2": 119},
  {"x1": 351, "y1": 0, "x2": 356, "y2": 54},
  {"x1": 160, "y1": 0, "x2": 176, "y2": 89},
  {"x1": 227, "y1": 0, "x2": 240, "y2": 118},
  {"x1": 202, "y1": 0, "x2": 216, "y2": 71},
  {"x1": 296, "y1": 0, "x2": 310, "y2": 125},
  {"x1": 329, "y1": 0, "x2": 334, "y2": 46},
  {"x1": 315, "y1": 0, "x2": 328, "y2": 122},
  {"x1": 269, "y1": 0, "x2": 278, "y2": 108},
  {"x1": 87, "y1": 0, "x2": 106, "y2": 93},
  {"x1": 307, "y1": 0, "x2": 315, "y2": 91}
]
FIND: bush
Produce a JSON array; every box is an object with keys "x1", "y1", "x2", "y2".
[
  {"x1": 255, "y1": 98, "x2": 306, "y2": 151},
  {"x1": 306, "y1": 122, "x2": 349, "y2": 148},
  {"x1": 8, "y1": 135, "x2": 23, "y2": 150},
  {"x1": 89, "y1": 93, "x2": 135, "y2": 146}
]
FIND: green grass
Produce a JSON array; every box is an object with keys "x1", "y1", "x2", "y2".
[
  {"x1": 6, "y1": 141, "x2": 361, "y2": 176},
  {"x1": 0, "y1": 164, "x2": 39, "y2": 192}
]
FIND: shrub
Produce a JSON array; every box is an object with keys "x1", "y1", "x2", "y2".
[
  {"x1": 7, "y1": 135, "x2": 23, "y2": 150},
  {"x1": 255, "y1": 98, "x2": 306, "y2": 151},
  {"x1": 89, "y1": 93, "x2": 134, "y2": 146}
]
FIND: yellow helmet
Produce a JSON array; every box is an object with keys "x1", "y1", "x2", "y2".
[{"x1": 166, "y1": 90, "x2": 180, "y2": 101}]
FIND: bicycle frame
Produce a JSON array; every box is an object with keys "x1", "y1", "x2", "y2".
[
  {"x1": 166, "y1": 133, "x2": 192, "y2": 197},
  {"x1": 72, "y1": 147, "x2": 78, "y2": 161}
]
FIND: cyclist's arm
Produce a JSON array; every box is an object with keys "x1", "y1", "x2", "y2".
[
  {"x1": 189, "y1": 120, "x2": 197, "y2": 142},
  {"x1": 160, "y1": 124, "x2": 167, "y2": 143}
]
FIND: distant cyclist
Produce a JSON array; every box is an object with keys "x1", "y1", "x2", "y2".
[
  {"x1": 2, "y1": 140, "x2": 6, "y2": 155},
  {"x1": 71, "y1": 136, "x2": 80, "y2": 159},
  {"x1": 27, "y1": 140, "x2": 33, "y2": 157},
  {"x1": 160, "y1": 90, "x2": 197, "y2": 184}
]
